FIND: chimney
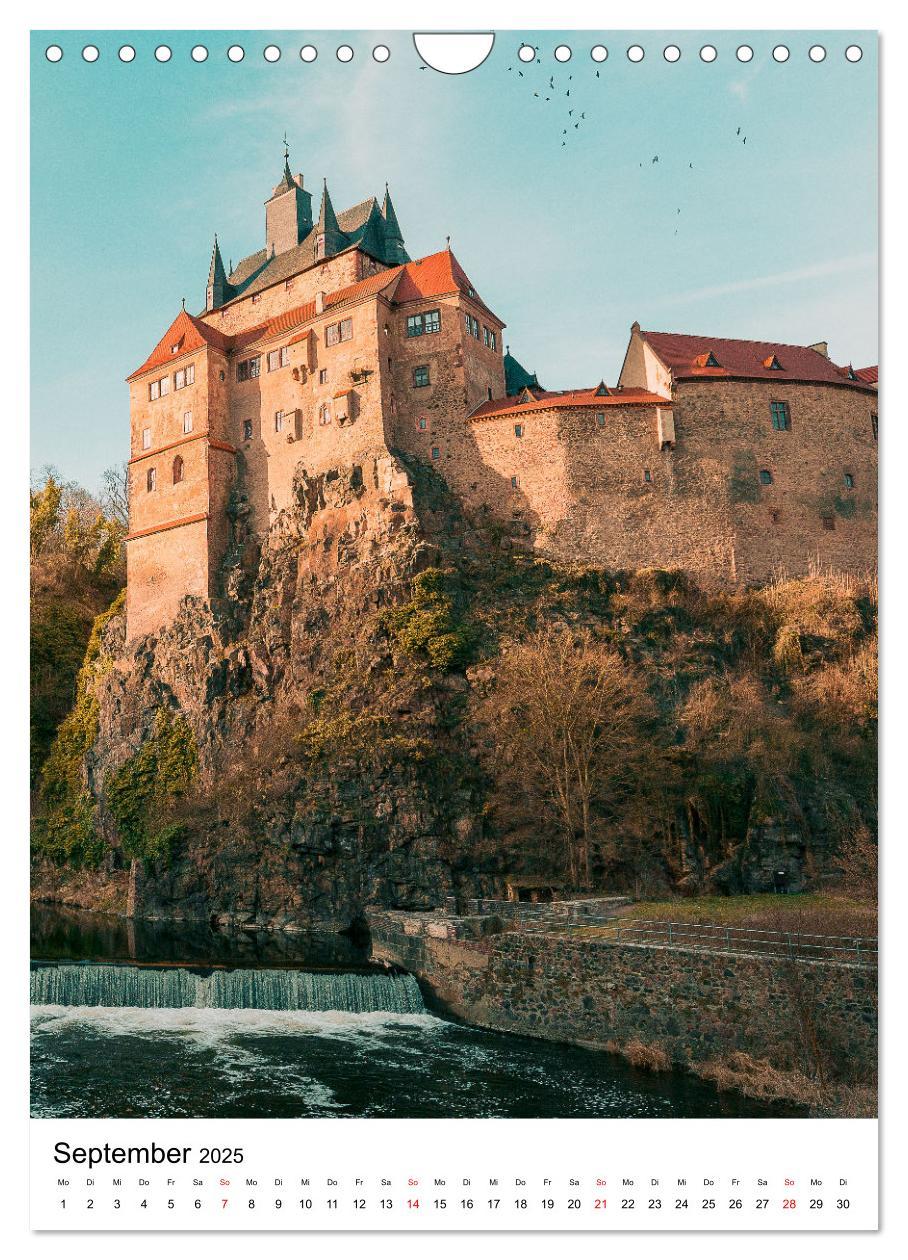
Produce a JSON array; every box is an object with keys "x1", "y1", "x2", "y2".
[
  {"x1": 315, "y1": 291, "x2": 326, "y2": 315},
  {"x1": 808, "y1": 341, "x2": 829, "y2": 358}
]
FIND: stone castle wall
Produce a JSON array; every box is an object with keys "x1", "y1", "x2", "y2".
[{"x1": 125, "y1": 244, "x2": 877, "y2": 640}]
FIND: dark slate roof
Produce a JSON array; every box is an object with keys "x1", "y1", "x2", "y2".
[
  {"x1": 504, "y1": 349, "x2": 542, "y2": 395},
  {"x1": 221, "y1": 187, "x2": 410, "y2": 308}
]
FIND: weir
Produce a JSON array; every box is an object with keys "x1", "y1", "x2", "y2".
[{"x1": 30, "y1": 963, "x2": 425, "y2": 1014}]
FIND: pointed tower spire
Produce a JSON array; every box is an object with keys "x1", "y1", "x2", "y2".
[
  {"x1": 206, "y1": 235, "x2": 230, "y2": 311},
  {"x1": 381, "y1": 182, "x2": 407, "y2": 262},
  {"x1": 315, "y1": 179, "x2": 345, "y2": 259}
]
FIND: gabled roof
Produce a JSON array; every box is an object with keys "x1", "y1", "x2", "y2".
[
  {"x1": 854, "y1": 365, "x2": 878, "y2": 385},
  {"x1": 131, "y1": 247, "x2": 502, "y2": 380},
  {"x1": 393, "y1": 249, "x2": 501, "y2": 322},
  {"x1": 127, "y1": 308, "x2": 232, "y2": 381},
  {"x1": 639, "y1": 330, "x2": 875, "y2": 391},
  {"x1": 471, "y1": 386, "x2": 670, "y2": 421}
]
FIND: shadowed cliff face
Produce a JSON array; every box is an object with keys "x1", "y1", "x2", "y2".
[
  {"x1": 32, "y1": 448, "x2": 877, "y2": 927},
  {"x1": 55, "y1": 453, "x2": 496, "y2": 930}
]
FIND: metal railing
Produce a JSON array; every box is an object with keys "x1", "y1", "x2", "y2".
[{"x1": 478, "y1": 902, "x2": 876, "y2": 966}]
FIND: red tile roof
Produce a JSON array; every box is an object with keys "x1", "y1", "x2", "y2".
[
  {"x1": 854, "y1": 365, "x2": 878, "y2": 385},
  {"x1": 325, "y1": 267, "x2": 405, "y2": 309},
  {"x1": 640, "y1": 330, "x2": 875, "y2": 390},
  {"x1": 127, "y1": 309, "x2": 232, "y2": 381},
  {"x1": 393, "y1": 249, "x2": 501, "y2": 321},
  {"x1": 129, "y1": 249, "x2": 500, "y2": 380},
  {"x1": 471, "y1": 386, "x2": 670, "y2": 420}
]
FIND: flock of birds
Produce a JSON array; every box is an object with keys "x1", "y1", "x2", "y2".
[{"x1": 505, "y1": 50, "x2": 752, "y2": 237}]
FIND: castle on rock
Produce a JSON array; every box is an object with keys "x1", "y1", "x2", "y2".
[{"x1": 125, "y1": 153, "x2": 878, "y2": 640}]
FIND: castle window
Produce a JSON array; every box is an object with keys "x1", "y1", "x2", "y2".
[
  {"x1": 417, "y1": 417, "x2": 428, "y2": 431},
  {"x1": 252, "y1": 293, "x2": 261, "y2": 304},
  {"x1": 488, "y1": 388, "x2": 493, "y2": 401},
  {"x1": 759, "y1": 469, "x2": 773, "y2": 485},
  {"x1": 149, "y1": 380, "x2": 158, "y2": 401},
  {"x1": 844, "y1": 472, "x2": 855, "y2": 488},
  {"x1": 325, "y1": 319, "x2": 353, "y2": 348},
  {"x1": 319, "y1": 369, "x2": 328, "y2": 384},
  {"x1": 407, "y1": 310, "x2": 441, "y2": 337},
  {"x1": 237, "y1": 356, "x2": 260, "y2": 382},
  {"x1": 319, "y1": 403, "x2": 331, "y2": 425},
  {"x1": 285, "y1": 279, "x2": 293, "y2": 291},
  {"x1": 514, "y1": 423, "x2": 524, "y2": 437},
  {"x1": 413, "y1": 365, "x2": 430, "y2": 388},
  {"x1": 275, "y1": 410, "x2": 284, "y2": 433},
  {"x1": 770, "y1": 400, "x2": 791, "y2": 430},
  {"x1": 268, "y1": 350, "x2": 281, "y2": 372},
  {"x1": 490, "y1": 329, "x2": 497, "y2": 351},
  {"x1": 142, "y1": 427, "x2": 151, "y2": 450},
  {"x1": 243, "y1": 419, "x2": 253, "y2": 441},
  {"x1": 182, "y1": 411, "x2": 193, "y2": 434},
  {"x1": 510, "y1": 475, "x2": 519, "y2": 489},
  {"x1": 643, "y1": 469, "x2": 652, "y2": 483},
  {"x1": 431, "y1": 447, "x2": 440, "y2": 460},
  {"x1": 186, "y1": 364, "x2": 194, "y2": 384},
  {"x1": 174, "y1": 368, "x2": 186, "y2": 389},
  {"x1": 871, "y1": 413, "x2": 878, "y2": 439},
  {"x1": 771, "y1": 510, "x2": 781, "y2": 524},
  {"x1": 822, "y1": 514, "x2": 836, "y2": 531},
  {"x1": 280, "y1": 346, "x2": 290, "y2": 367},
  {"x1": 596, "y1": 413, "x2": 605, "y2": 428},
  {"x1": 483, "y1": 326, "x2": 492, "y2": 347},
  {"x1": 172, "y1": 455, "x2": 184, "y2": 485},
  {"x1": 146, "y1": 468, "x2": 156, "y2": 492}
]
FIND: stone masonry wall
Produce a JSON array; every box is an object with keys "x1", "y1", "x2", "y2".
[{"x1": 369, "y1": 911, "x2": 877, "y2": 1081}]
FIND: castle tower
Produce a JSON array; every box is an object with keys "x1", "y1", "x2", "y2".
[
  {"x1": 265, "y1": 147, "x2": 313, "y2": 257},
  {"x1": 206, "y1": 235, "x2": 231, "y2": 312},
  {"x1": 314, "y1": 180, "x2": 346, "y2": 260},
  {"x1": 381, "y1": 184, "x2": 408, "y2": 264}
]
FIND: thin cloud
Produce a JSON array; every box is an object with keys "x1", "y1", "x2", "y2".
[{"x1": 657, "y1": 253, "x2": 877, "y2": 306}]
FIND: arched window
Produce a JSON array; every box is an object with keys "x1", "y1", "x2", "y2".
[{"x1": 173, "y1": 455, "x2": 184, "y2": 485}]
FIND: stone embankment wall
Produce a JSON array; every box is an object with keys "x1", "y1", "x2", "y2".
[{"x1": 368, "y1": 910, "x2": 877, "y2": 1080}]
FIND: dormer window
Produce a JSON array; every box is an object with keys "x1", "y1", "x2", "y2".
[
  {"x1": 763, "y1": 354, "x2": 784, "y2": 370},
  {"x1": 695, "y1": 351, "x2": 721, "y2": 368},
  {"x1": 595, "y1": 381, "x2": 610, "y2": 397},
  {"x1": 170, "y1": 343, "x2": 180, "y2": 355}
]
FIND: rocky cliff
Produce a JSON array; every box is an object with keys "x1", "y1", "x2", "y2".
[{"x1": 32, "y1": 449, "x2": 877, "y2": 928}]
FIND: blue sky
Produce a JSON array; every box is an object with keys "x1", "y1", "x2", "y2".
[{"x1": 30, "y1": 29, "x2": 877, "y2": 491}]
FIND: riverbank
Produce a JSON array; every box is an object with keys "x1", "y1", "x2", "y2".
[{"x1": 367, "y1": 907, "x2": 877, "y2": 1117}]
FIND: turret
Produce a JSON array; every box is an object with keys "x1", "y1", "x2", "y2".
[
  {"x1": 381, "y1": 183, "x2": 408, "y2": 264},
  {"x1": 315, "y1": 180, "x2": 346, "y2": 260},
  {"x1": 206, "y1": 235, "x2": 231, "y2": 311},
  {"x1": 264, "y1": 145, "x2": 313, "y2": 256}
]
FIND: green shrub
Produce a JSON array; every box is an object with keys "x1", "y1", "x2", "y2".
[
  {"x1": 379, "y1": 568, "x2": 475, "y2": 672},
  {"x1": 104, "y1": 710, "x2": 198, "y2": 863}
]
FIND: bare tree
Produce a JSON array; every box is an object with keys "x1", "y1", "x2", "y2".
[
  {"x1": 493, "y1": 625, "x2": 654, "y2": 887},
  {"x1": 100, "y1": 462, "x2": 130, "y2": 530}
]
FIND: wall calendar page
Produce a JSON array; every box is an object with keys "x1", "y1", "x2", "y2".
[{"x1": 20, "y1": 2, "x2": 888, "y2": 1245}]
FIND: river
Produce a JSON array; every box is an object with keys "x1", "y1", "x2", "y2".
[{"x1": 30, "y1": 906, "x2": 802, "y2": 1120}]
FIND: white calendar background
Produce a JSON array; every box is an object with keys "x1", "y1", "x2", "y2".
[{"x1": 30, "y1": 1118, "x2": 877, "y2": 1231}]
